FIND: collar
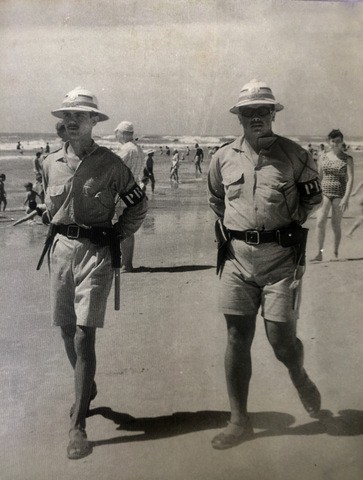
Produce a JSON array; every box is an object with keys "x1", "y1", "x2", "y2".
[
  {"x1": 56, "y1": 140, "x2": 99, "y2": 162},
  {"x1": 231, "y1": 134, "x2": 278, "y2": 153}
]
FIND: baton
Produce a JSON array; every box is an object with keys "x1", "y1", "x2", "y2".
[{"x1": 114, "y1": 268, "x2": 120, "y2": 310}]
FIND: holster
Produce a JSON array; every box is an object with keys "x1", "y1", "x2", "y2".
[
  {"x1": 277, "y1": 222, "x2": 309, "y2": 267},
  {"x1": 215, "y1": 218, "x2": 230, "y2": 276}
]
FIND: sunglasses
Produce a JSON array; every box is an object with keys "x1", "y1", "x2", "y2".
[{"x1": 239, "y1": 106, "x2": 273, "y2": 118}]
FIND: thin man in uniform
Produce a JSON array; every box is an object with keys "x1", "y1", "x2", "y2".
[{"x1": 41, "y1": 87, "x2": 147, "y2": 459}]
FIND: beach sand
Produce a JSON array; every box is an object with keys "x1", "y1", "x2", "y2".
[{"x1": 0, "y1": 151, "x2": 362, "y2": 480}]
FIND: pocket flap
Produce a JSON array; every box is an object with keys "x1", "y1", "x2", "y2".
[
  {"x1": 48, "y1": 185, "x2": 65, "y2": 196},
  {"x1": 222, "y1": 171, "x2": 244, "y2": 186}
]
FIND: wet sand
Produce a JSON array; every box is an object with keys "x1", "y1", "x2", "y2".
[{"x1": 1, "y1": 153, "x2": 362, "y2": 480}]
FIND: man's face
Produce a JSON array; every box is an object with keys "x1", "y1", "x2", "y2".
[
  {"x1": 238, "y1": 104, "x2": 274, "y2": 139},
  {"x1": 62, "y1": 111, "x2": 97, "y2": 141}
]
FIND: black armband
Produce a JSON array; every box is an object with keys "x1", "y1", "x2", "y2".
[
  {"x1": 297, "y1": 178, "x2": 322, "y2": 198},
  {"x1": 121, "y1": 183, "x2": 145, "y2": 207}
]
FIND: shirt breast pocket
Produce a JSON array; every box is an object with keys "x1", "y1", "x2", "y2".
[
  {"x1": 223, "y1": 172, "x2": 245, "y2": 201},
  {"x1": 48, "y1": 185, "x2": 65, "y2": 197}
]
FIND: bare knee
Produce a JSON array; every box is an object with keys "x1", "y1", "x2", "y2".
[
  {"x1": 225, "y1": 314, "x2": 256, "y2": 351},
  {"x1": 61, "y1": 324, "x2": 76, "y2": 341},
  {"x1": 74, "y1": 326, "x2": 96, "y2": 358}
]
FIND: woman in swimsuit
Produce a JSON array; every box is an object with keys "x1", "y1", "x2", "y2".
[{"x1": 312, "y1": 129, "x2": 354, "y2": 261}]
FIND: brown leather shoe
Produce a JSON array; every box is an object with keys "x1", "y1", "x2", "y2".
[
  {"x1": 67, "y1": 428, "x2": 92, "y2": 460},
  {"x1": 211, "y1": 419, "x2": 254, "y2": 450}
]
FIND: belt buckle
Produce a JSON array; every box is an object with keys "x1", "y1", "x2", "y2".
[
  {"x1": 245, "y1": 230, "x2": 260, "y2": 245},
  {"x1": 67, "y1": 225, "x2": 80, "y2": 239}
]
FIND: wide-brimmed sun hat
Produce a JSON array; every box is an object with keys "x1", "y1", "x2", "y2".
[
  {"x1": 145, "y1": 149, "x2": 155, "y2": 155},
  {"x1": 51, "y1": 87, "x2": 109, "y2": 122},
  {"x1": 114, "y1": 121, "x2": 134, "y2": 133},
  {"x1": 230, "y1": 79, "x2": 284, "y2": 114}
]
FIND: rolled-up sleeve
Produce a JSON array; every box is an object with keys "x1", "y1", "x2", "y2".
[
  {"x1": 115, "y1": 161, "x2": 148, "y2": 238},
  {"x1": 208, "y1": 154, "x2": 225, "y2": 218},
  {"x1": 295, "y1": 150, "x2": 323, "y2": 220}
]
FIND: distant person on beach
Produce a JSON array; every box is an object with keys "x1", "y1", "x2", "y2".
[
  {"x1": 165, "y1": 146, "x2": 170, "y2": 156},
  {"x1": 16, "y1": 141, "x2": 23, "y2": 154},
  {"x1": 0, "y1": 173, "x2": 7, "y2": 211},
  {"x1": 142, "y1": 149, "x2": 155, "y2": 193},
  {"x1": 159, "y1": 146, "x2": 163, "y2": 155},
  {"x1": 170, "y1": 149, "x2": 180, "y2": 185},
  {"x1": 33, "y1": 151, "x2": 43, "y2": 176},
  {"x1": 186, "y1": 146, "x2": 190, "y2": 157},
  {"x1": 114, "y1": 120, "x2": 145, "y2": 273},
  {"x1": 45, "y1": 142, "x2": 50, "y2": 154},
  {"x1": 194, "y1": 143, "x2": 204, "y2": 177},
  {"x1": 39, "y1": 87, "x2": 147, "y2": 460},
  {"x1": 208, "y1": 79, "x2": 322, "y2": 450},
  {"x1": 23, "y1": 182, "x2": 42, "y2": 214},
  {"x1": 346, "y1": 181, "x2": 363, "y2": 238},
  {"x1": 312, "y1": 129, "x2": 354, "y2": 261},
  {"x1": 16, "y1": 141, "x2": 22, "y2": 150},
  {"x1": 33, "y1": 150, "x2": 46, "y2": 202}
]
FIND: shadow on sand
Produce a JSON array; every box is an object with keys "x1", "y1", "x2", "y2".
[
  {"x1": 89, "y1": 408, "x2": 363, "y2": 448},
  {"x1": 133, "y1": 265, "x2": 215, "y2": 273}
]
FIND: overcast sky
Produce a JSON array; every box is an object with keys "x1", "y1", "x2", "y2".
[{"x1": 0, "y1": 0, "x2": 362, "y2": 137}]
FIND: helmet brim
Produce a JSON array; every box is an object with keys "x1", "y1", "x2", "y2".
[
  {"x1": 51, "y1": 106, "x2": 109, "y2": 122},
  {"x1": 230, "y1": 100, "x2": 284, "y2": 115}
]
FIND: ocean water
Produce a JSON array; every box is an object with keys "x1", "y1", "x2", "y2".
[{"x1": 1, "y1": 132, "x2": 362, "y2": 159}]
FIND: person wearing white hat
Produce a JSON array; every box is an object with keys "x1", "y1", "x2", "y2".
[
  {"x1": 40, "y1": 87, "x2": 147, "y2": 459},
  {"x1": 114, "y1": 120, "x2": 145, "y2": 273},
  {"x1": 208, "y1": 79, "x2": 323, "y2": 450}
]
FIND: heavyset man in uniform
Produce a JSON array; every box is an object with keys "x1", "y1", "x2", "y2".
[
  {"x1": 114, "y1": 120, "x2": 145, "y2": 273},
  {"x1": 40, "y1": 87, "x2": 147, "y2": 459},
  {"x1": 208, "y1": 79, "x2": 323, "y2": 449},
  {"x1": 39, "y1": 80, "x2": 323, "y2": 459}
]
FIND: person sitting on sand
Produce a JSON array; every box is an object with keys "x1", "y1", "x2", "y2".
[
  {"x1": 0, "y1": 173, "x2": 7, "y2": 211},
  {"x1": 23, "y1": 182, "x2": 42, "y2": 214},
  {"x1": 346, "y1": 181, "x2": 363, "y2": 238},
  {"x1": 13, "y1": 203, "x2": 46, "y2": 226},
  {"x1": 312, "y1": 129, "x2": 354, "y2": 261}
]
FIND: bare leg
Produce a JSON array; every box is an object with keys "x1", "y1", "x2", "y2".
[
  {"x1": 312, "y1": 196, "x2": 331, "y2": 260},
  {"x1": 224, "y1": 314, "x2": 256, "y2": 424},
  {"x1": 331, "y1": 198, "x2": 343, "y2": 258},
  {"x1": 264, "y1": 319, "x2": 321, "y2": 415},
  {"x1": 211, "y1": 314, "x2": 256, "y2": 449},
  {"x1": 70, "y1": 326, "x2": 97, "y2": 430},
  {"x1": 347, "y1": 215, "x2": 363, "y2": 237}
]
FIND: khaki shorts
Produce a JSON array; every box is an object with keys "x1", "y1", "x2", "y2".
[
  {"x1": 50, "y1": 235, "x2": 114, "y2": 328},
  {"x1": 219, "y1": 239, "x2": 301, "y2": 322}
]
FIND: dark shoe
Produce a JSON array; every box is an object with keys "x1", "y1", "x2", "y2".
[
  {"x1": 70, "y1": 381, "x2": 97, "y2": 418},
  {"x1": 67, "y1": 428, "x2": 92, "y2": 460},
  {"x1": 295, "y1": 374, "x2": 321, "y2": 415},
  {"x1": 211, "y1": 419, "x2": 254, "y2": 450},
  {"x1": 120, "y1": 266, "x2": 134, "y2": 273}
]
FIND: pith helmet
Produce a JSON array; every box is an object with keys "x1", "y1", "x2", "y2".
[
  {"x1": 114, "y1": 121, "x2": 134, "y2": 133},
  {"x1": 230, "y1": 79, "x2": 284, "y2": 114},
  {"x1": 51, "y1": 87, "x2": 109, "y2": 122}
]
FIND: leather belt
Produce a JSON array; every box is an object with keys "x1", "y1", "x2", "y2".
[
  {"x1": 54, "y1": 224, "x2": 113, "y2": 240},
  {"x1": 229, "y1": 229, "x2": 278, "y2": 245}
]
